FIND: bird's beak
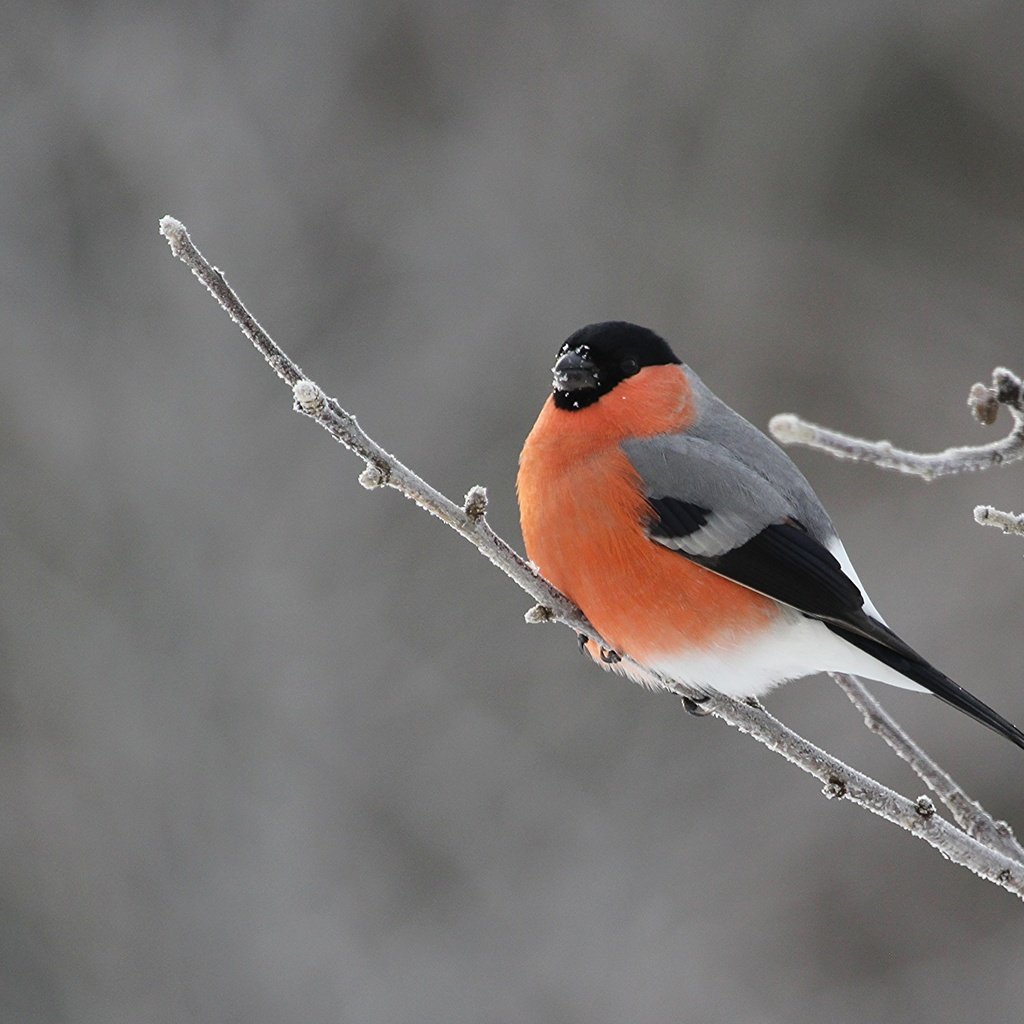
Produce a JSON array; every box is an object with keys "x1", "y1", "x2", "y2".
[{"x1": 552, "y1": 349, "x2": 599, "y2": 392}]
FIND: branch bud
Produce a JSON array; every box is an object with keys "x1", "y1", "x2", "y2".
[
  {"x1": 359, "y1": 464, "x2": 386, "y2": 489},
  {"x1": 463, "y1": 485, "x2": 488, "y2": 521},
  {"x1": 524, "y1": 604, "x2": 554, "y2": 623},
  {"x1": 293, "y1": 379, "x2": 326, "y2": 416},
  {"x1": 969, "y1": 382, "x2": 1000, "y2": 426},
  {"x1": 822, "y1": 776, "x2": 847, "y2": 800}
]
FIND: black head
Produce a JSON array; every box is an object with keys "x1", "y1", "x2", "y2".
[{"x1": 551, "y1": 322, "x2": 681, "y2": 410}]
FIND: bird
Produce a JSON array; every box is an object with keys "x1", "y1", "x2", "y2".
[{"x1": 517, "y1": 320, "x2": 1024, "y2": 750}]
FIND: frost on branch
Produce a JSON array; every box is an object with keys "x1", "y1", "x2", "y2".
[
  {"x1": 159, "y1": 215, "x2": 189, "y2": 257},
  {"x1": 915, "y1": 796, "x2": 936, "y2": 819},
  {"x1": 769, "y1": 366, "x2": 1024, "y2": 481},
  {"x1": 293, "y1": 379, "x2": 326, "y2": 416},
  {"x1": 159, "y1": 215, "x2": 1024, "y2": 900},
  {"x1": 359, "y1": 465, "x2": 386, "y2": 490},
  {"x1": 463, "y1": 485, "x2": 488, "y2": 521},
  {"x1": 975, "y1": 505, "x2": 1024, "y2": 538},
  {"x1": 770, "y1": 366, "x2": 1024, "y2": 535},
  {"x1": 524, "y1": 604, "x2": 555, "y2": 623}
]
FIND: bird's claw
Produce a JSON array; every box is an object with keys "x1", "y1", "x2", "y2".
[
  {"x1": 577, "y1": 634, "x2": 622, "y2": 664},
  {"x1": 682, "y1": 695, "x2": 711, "y2": 717}
]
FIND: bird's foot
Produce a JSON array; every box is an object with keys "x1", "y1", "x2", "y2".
[
  {"x1": 682, "y1": 694, "x2": 711, "y2": 717},
  {"x1": 576, "y1": 633, "x2": 622, "y2": 664}
]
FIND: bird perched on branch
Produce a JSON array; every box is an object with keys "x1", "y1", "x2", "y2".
[{"x1": 517, "y1": 321, "x2": 1024, "y2": 750}]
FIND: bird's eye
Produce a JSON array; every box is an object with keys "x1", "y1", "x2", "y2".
[{"x1": 621, "y1": 358, "x2": 639, "y2": 377}]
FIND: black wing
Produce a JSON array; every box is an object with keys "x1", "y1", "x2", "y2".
[
  {"x1": 647, "y1": 496, "x2": 1024, "y2": 750},
  {"x1": 647, "y1": 497, "x2": 871, "y2": 635}
]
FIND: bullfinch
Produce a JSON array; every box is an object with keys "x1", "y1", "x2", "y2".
[{"x1": 517, "y1": 321, "x2": 1024, "y2": 750}]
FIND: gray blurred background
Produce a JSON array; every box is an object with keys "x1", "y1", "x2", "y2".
[{"x1": 5, "y1": 2, "x2": 1024, "y2": 1021}]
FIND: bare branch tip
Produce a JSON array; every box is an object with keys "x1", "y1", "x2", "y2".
[
  {"x1": 993, "y1": 367, "x2": 1023, "y2": 407},
  {"x1": 524, "y1": 604, "x2": 554, "y2": 624},
  {"x1": 768, "y1": 413, "x2": 811, "y2": 445},
  {"x1": 463, "y1": 485, "x2": 488, "y2": 520},
  {"x1": 158, "y1": 215, "x2": 189, "y2": 256},
  {"x1": 974, "y1": 504, "x2": 1024, "y2": 536},
  {"x1": 293, "y1": 379, "x2": 326, "y2": 416}
]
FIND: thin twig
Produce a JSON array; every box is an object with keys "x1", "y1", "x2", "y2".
[
  {"x1": 770, "y1": 368, "x2": 1024, "y2": 847},
  {"x1": 769, "y1": 368, "x2": 1024, "y2": 481},
  {"x1": 159, "y1": 218, "x2": 586, "y2": 634},
  {"x1": 831, "y1": 673, "x2": 1024, "y2": 863},
  {"x1": 975, "y1": 505, "x2": 1024, "y2": 538},
  {"x1": 669, "y1": 685, "x2": 1024, "y2": 894},
  {"x1": 159, "y1": 215, "x2": 1024, "y2": 898}
]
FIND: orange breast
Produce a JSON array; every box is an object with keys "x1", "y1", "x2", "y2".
[{"x1": 517, "y1": 365, "x2": 777, "y2": 663}]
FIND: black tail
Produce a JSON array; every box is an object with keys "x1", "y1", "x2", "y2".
[{"x1": 826, "y1": 620, "x2": 1024, "y2": 751}]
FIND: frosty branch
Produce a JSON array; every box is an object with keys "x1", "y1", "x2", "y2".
[
  {"x1": 769, "y1": 370, "x2": 1024, "y2": 480},
  {"x1": 159, "y1": 215, "x2": 1024, "y2": 898},
  {"x1": 975, "y1": 504, "x2": 1024, "y2": 538},
  {"x1": 770, "y1": 369, "x2": 1024, "y2": 536},
  {"x1": 831, "y1": 673, "x2": 1024, "y2": 863}
]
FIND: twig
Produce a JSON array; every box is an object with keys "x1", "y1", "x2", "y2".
[
  {"x1": 831, "y1": 673, "x2": 1024, "y2": 863},
  {"x1": 768, "y1": 368, "x2": 1024, "y2": 481},
  {"x1": 159, "y1": 217, "x2": 586, "y2": 634},
  {"x1": 975, "y1": 505, "x2": 1024, "y2": 538},
  {"x1": 771, "y1": 368, "x2": 1024, "y2": 843},
  {"x1": 159, "y1": 215, "x2": 1024, "y2": 898},
  {"x1": 667, "y1": 684, "x2": 1024, "y2": 893}
]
